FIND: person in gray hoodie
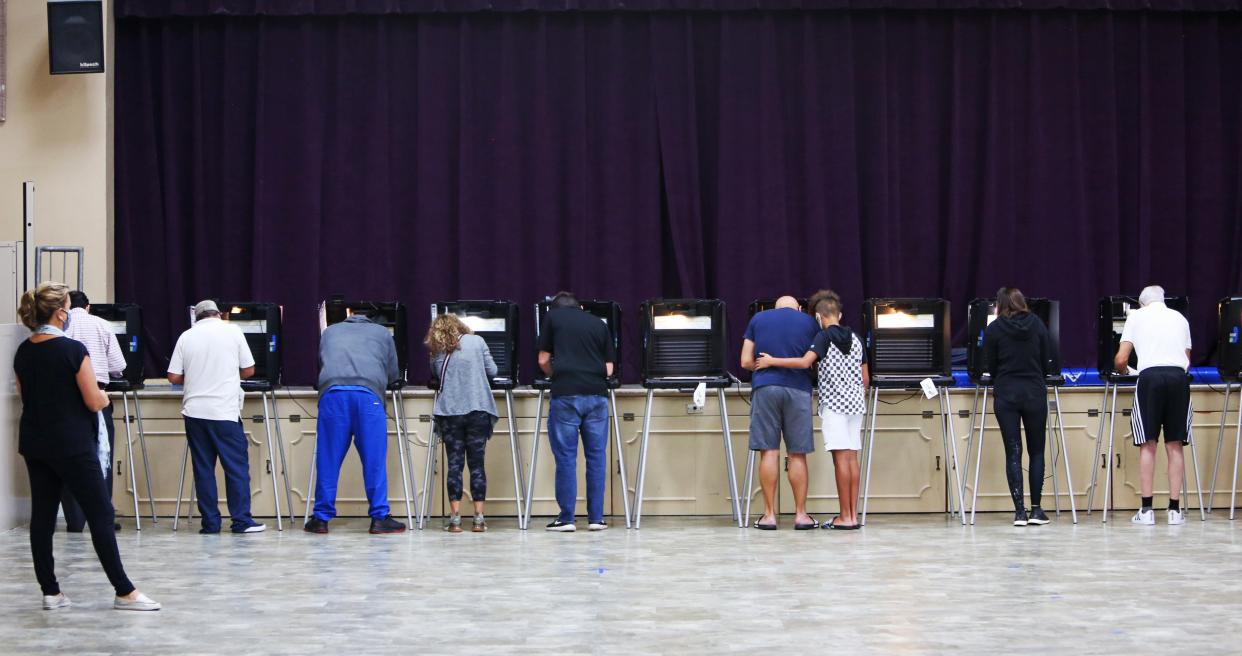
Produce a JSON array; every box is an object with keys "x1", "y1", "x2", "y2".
[
  {"x1": 983, "y1": 287, "x2": 1057, "y2": 527},
  {"x1": 427, "y1": 314, "x2": 498, "y2": 533},
  {"x1": 304, "y1": 313, "x2": 406, "y2": 535}
]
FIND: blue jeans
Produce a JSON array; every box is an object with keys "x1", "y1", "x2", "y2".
[
  {"x1": 314, "y1": 388, "x2": 391, "y2": 521},
  {"x1": 547, "y1": 395, "x2": 609, "y2": 524},
  {"x1": 184, "y1": 416, "x2": 255, "y2": 532}
]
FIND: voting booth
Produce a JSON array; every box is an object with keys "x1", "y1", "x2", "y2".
[
  {"x1": 174, "y1": 302, "x2": 294, "y2": 531},
  {"x1": 1089, "y1": 295, "x2": 1203, "y2": 522},
  {"x1": 90, "y1": 303, "x2": 157, "y2": 528},
  {"x1": 1211, "y1": 297, "x2": 1242, "y2": 518},
  {"x1": 522, "y1": 299, "x2": 629, "y2": 530},
  {"x1": 631, "y1": 299, "x2": 741, "y2": 529},
  {"x1": 962, "y1": 297, "x2": 1077, "y2": 524},
  {"x1": 419, "y1": 301, "x2": 524, "y2": 527},
  {"x1": 858, "y1": 298, "x2": 965, "y2": 525},
  {"x1": 300, "y1": 299, "x2": 417, "y2": 528}
]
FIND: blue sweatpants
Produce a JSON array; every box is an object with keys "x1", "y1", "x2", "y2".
[
  {"x1": 314, "y1": 388, "x2": 391, "y2": 521},
  {"x1": 184, "y1": 416, "x2": 255, "y2": 533}
]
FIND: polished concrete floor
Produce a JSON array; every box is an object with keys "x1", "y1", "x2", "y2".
[{"x1": 2, "y1": 511, "x2": 1241, "y2": 655}]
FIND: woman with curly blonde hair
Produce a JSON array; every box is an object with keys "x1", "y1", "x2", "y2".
[{"x1": 426, "y1": 314, "x2": 498, "y2": 532}]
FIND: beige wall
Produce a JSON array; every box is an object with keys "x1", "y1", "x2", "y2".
[{"x1": 0, "y1": 0, "x2": 111, "y2": 300}]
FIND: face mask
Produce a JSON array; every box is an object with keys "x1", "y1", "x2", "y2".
[{"x1": 60, "y1": 309, "x2": 71, "y2": 333}]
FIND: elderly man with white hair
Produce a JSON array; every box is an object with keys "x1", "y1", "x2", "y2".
[{"x1": 1113, "y1": 285, "x2": 1193, "y2": 525}]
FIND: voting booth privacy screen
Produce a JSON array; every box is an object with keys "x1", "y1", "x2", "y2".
[
  {"x1": 190, "y1": 302, "x2": 283, "y2": 389},
  {"x1": 862, "y1": 298, "x2": 951, "y2": 380},
  {"x1": 534, "y1": 299, "x2": 623, "y2": 388},
  {"x1": 640, "y1": 299, "x2": 729, "y2": 387},
  {"x1": 90, "y1": 303, "x2": 144, "y2": 387},
  {"x1": 1217, "y1": 297, "x2": 1242, "y2": 382},
  {"x1": 320, "y1": 299, "x2": 409, "y2": 380},
  {"x1": 1096, "y1": 296, "x2": 1189, "y2": 375},
  {"x1": 430, "y1": 300, "x2": 519, "y2": 388},
  {"x1": 965, "y1": 297, "x2": 1061, "y2": 382}
]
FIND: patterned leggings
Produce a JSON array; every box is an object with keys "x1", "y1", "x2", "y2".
[{"x1": 436, "y1": 411, "x2": 493, "y2": 502}]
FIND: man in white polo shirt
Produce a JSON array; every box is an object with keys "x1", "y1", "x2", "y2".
[
  {"x1": 61, "y1": 290, "x2": 128, "y2": 532},
  {"x1": 167, "y1": 300, "x2": 265, "y2": 534},
  {"x1": 1114, "y1": 285, "x2": 1193, "y2": 526}
]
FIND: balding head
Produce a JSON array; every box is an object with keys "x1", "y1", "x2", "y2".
[{"x1": 774, "y1": 296, "x2": 799, "y2": 310}]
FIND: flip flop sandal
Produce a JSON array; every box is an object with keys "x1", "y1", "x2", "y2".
[
  {"x1": 794, "y1": 517, "x2": 819, "y2": 530},
  {"x1": 752, "y1": 520, "x2": 778, "y2": 530}
]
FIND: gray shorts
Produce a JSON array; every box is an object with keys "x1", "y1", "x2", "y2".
[{"x1": 749, "y1": 385, "x2": 814, "y2": 454}]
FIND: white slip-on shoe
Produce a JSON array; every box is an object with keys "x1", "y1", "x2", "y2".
[
  {"x1": 114, "y1": 592, "x2": 161, "y2": 611},
  {"x1": 1131, "y1": 508, "x2": 1156, "y2": 525},
  {"x1": 42, "y1": 593, "x2": 71, "y2": 610},
  {"x1": 1167, "y1": 509, "x2": 1186, "y2": 525}
]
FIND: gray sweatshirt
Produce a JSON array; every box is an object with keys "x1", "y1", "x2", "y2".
[
  {"x1": 318, "y1": 316, "x2": 401, "y2": 401},
  {"x1": 431, "y1": 334, "x2": 498, "y2": 417}
]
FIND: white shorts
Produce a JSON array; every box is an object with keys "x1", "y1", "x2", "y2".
[{"x1": 820, "y1": 410, "x2": 864, "y2": 452}]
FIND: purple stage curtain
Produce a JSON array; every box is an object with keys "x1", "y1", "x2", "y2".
[{"x1": 114, "y1": 10, "x2": 1242, "y2": 386}]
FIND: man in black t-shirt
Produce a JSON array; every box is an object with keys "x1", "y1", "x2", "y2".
[{"x1": 537, "y1": 291, "x2": 616, "y2": 532}]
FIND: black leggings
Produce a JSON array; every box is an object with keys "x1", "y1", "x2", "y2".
[
  {"x1": 436, "y1": 412, "x2": 493, "y2": 502},
  {"x1": 25, "y1": 451, "x2": 135, "y2": 597},
  {"x1": 994, "y1": 390, "x2": 1047, "y2": 512}
]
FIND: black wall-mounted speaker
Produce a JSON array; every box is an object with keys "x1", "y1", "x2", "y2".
[{"x1": 48, "y1": 1, "x2": 104, "y2": 75}]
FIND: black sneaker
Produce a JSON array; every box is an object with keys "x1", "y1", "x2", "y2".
[
  {"x1": 198, "y1": 527, "x2": 221, "y2": 535},
  {"x1": 304, "y1": 518, "x2": 329, "y2": 534},
  {"x1": 1027, "y1": 507, "x2": 1050, "y2": 525},
  {"x1": 369, "y1": 515, "x2": 406, "y2": 534},
  {"x1": 1013, "y1": 510, "x2": 1028, "y2": 526},
  {"x1": 545, "y1": 519, "x2": 576, "y2": 532}
]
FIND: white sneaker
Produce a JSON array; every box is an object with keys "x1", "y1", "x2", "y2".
[
  {"x1": 114, "y1": 592, "x2": 161, "y2": 611},
  {"x1": 588, "y1": 521, "x2": 608, "y2": 531},
  {"x1": 1131, "y1": 508, "x2": 1156, "y2": 525},
  {"x1": 236, "y1": 523, "x2": 266, "y2": 534},
  {"x1": 545, "y1": 520, "x2": 576, "y2": 532},
  {"x1": 1167, "y1": 509, "x2": 1186, "y2": 525},
  {"x1": 42, "y1": 593, "x2": 71, "y2": 610}
]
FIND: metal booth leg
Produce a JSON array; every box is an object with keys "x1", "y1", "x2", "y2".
[
  {"x1": 1047, "y1": 396, "x2": 1061, "y2": 515},
  {"x1": 418, "y1": 393, "x2": 440, "y2": 530},
  {"x1": 120, "y1": 392, "x2": 142, "y2": 530},
  {"x1": 611, "y1": 389, "x2": 633, "y2": 529},
  {"x1": 1087, "y1": 382, "x2": 1111, "y2": 515},
  {"x1": 964, "y1": 386, "x2": 981, "y2": 498},
  {"x1": 860, "y1": 386, "x2": 880, "y2": 527},
  {"x1": 743, "y1": 450, "x2": 756, "y2": 528},
  {"x1": 1188, "y1": 424, "x2": 1206, "y2": 522},
  {"x1": 303, "y1": 435, "x2": 318, "y2": 525},
  {"x1": 942, "y1": 388, "x2": 967, "y2": 526},
  {"x1": 1208, "y1": 383, "x2": 1232, "y2": 513},
  {"x1": 173, "y1": 440, "x2": 190, "y2": 531},
  {"x1": 396, "y1": 398, "x2": 419, "y2": 526},
  {"x1": 521, "y1": 390, "x2": 545, "y2": 531},
  {"x1": 1231, "y1": 399, "x2": 1242, "y2": 520},
  {"x1": 1102, "y1": 383, "x2": 1120, "y2": 523},
  {"x1": 131, "y1": 393, "x2": 157, "y2": 524},
  {"x1": 390, "y1": 390, "x2": 415, "y2": 529},
  {"x1": 505, "y1": 390, "x2": 525, "y2": 526},
  {"x1": 269, "y1": 392, "x2": 295, "y2": 527},
  {"x1": 939, "y1": 393, "x2": 955, "y2": 519},
  {"x1": 1053, "y1": 387, "x2": 1078, "y2": 523},
  {"x1": 969, "y1": 386, "x2": 989, "y2": 525},
  {"x1": 632, "y1": 389, "x2": 655, "y2": 529},
  {"x1": 718, "y1": 388, "x2": 743, "y2": 528},
  {"x1": 260, "y1": 393, "x2": 284, "y2": 531}
]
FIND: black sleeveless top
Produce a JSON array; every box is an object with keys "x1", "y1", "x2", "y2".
[{"x1": 13, "y1": 337, "x2": 97, "y2": 459}]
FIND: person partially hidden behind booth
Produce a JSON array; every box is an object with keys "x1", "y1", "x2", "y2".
[
  {"x1": 1114, "y1": 285, "x2": 1193, "y2": 526},
  {"x1": 304, "y1": 311, "x2": 407, "y2": 535},
  {"x1": 742, "y1": 295, "x2": 821, "y2": 530},
  {"x1": 167, "y1": 300, "x2": 265, "y2": 534},
  {"x1": 983, "y1": 287, "x2": 1056, "y2": 527},
  {"x1": 427, "y1": 314, "x2": 498, "y2": 533},
  {"x1": 756, "y1": 290, "x2": 867, "y2": 530},
  {"x1": 539, "y1": 291, "x2": 616, "y2": 532},
  {"x1": 15, "y1": 282, "x2": 160, "y2": 611},
  {"x1": 60, "y1": 290, "x2": 128, "y2": 533}
]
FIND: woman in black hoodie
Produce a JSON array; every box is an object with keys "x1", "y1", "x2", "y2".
[{"x1": 983, "y1": 287, "x2": 1056, "y2": 526}]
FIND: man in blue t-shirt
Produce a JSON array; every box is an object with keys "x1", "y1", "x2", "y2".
[{"x1": 741, "y1": 296, "x2": 820, "y2": 530}]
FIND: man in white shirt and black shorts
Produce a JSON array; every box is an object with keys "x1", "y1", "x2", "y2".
[
  {"x1": 167, "y1": 300, "x2": 265, "y2": 535},
  {"x1": 1114, "y1": 286, "x2": 1192, "y2": 526}
]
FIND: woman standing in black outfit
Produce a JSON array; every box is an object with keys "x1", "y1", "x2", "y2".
[
  {"x1": 14, "y1": 282, "x2": 159, "y2": 611},
  {"x1": 983, "y1": 287, "x2": 1056, "y2": 527}
]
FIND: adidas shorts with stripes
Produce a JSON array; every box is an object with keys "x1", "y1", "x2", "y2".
[{"x1": 1131, "y1": 366, "x2": 1192, "y2": 446}]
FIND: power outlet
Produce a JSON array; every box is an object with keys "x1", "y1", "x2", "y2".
[{"x1": 686, "y1": 403, "x2": 703, "y2": 415}]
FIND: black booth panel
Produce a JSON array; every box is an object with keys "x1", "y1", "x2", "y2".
[
  {"x1": 1096, "y1": 296, "x2": 1189, "y2": 375},
  {"x1": 1217, "y1": 297, "x2": 1242, "y2": 381},
  {"x1": 90, "y1": 303, "x2": 144, "y2": 385}
]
